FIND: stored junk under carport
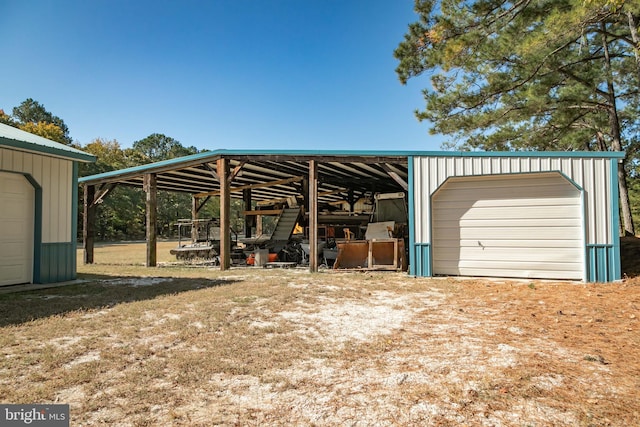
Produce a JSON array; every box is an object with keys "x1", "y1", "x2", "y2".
[{"x1": 79, "y1": 150, "x2": 624, "y2": 282}]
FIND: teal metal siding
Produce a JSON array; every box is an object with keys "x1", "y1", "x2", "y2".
[
  {"x1": 413, "y1": 244, "x2": 432, "y2": 277},
  {"x1": 38, "y1": 243, "x2": 76, "y2": 283},
  {"x1": 586, "y1": 244, "x2": 617, "y2": 282},
  {"x1": 609, "y1": 158, "x2": 622, "y2": 281}
]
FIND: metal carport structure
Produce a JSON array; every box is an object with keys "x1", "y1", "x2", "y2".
[{"x1": 79, "y1": 149, "x2": 410, "y2": 272}]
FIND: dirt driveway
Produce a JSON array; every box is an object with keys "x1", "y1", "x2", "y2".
[{"x1": 1, "y1": 260, "x2": 639, "y2": 426}]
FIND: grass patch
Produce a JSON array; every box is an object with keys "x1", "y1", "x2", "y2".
[{"x1": 0, "y1": 241, "x2": 639, "y2": 425}]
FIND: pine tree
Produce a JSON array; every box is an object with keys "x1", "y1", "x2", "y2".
[{"x1": 395, "y1": 0, "x2": 640, "y2": 235}]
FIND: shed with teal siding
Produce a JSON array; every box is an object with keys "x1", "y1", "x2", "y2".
[
  {"x1": 408, "y1": 152, "x2": 625, "y2": 282},
  {"x1": 0, "y1": 123, "x2": 95, "y2": 286}
]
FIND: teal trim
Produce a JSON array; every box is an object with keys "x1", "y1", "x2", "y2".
[
  {"x1": 71, "y1": 162, "x2": 79, "y2": 280},
  {"x1": 586, "y1": 244, "x2": 617, "y2": 282},
  {"x1": 407, "y1": 156, "x2": 416, "y2": 276},
  {"x1": 39, "y1": 243, "x2": 76, "y2": 283},
  {"x1": 413, "y1": 244, "x2": 432, "y2": 277},
  {"x1": 610, "y1": 158, "x2": 622, "y2": 280},
  {"x1": 79, "y1": 149, "x2": 626, "y2": 185},
  {"x1": 0, "y1": 136, "x2": 95, "y2": 163},
  {"x1": 581, "y1": 187, "x2": 588, "y2": 282},
  {"x1": 17, "y1": 172, "x2": 43, "y2": 284}
]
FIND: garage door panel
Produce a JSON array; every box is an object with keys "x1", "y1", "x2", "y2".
[
  {"x1": 0, "y1": 241, "x2": 29, "y2": 257},
  {"x1": 434, "y1": 204, "x2": 580, "y2": 219},
  {"x1": 441, "y1": 175, "x2": 567, "y2": 189},
  {"x1": 439, "y1": 260, "x2": 583, "y2": 272},
  {"x1": 455, "y1": 239, "x2": 583, "y2": 248},
  {"x1": 434, "y1": 246, "x2": 582, "y2": 262},
  {"x1": 432, "y1": 173, "x2": 584, "y2": 280},
  {"x1": 1, "y1": 219, "x2": 30, "y2": 238},
  {"x1": 1, "y1": 265, "x2": 25, "y2": 284},
  {"x1": 435, "y1": 218, "x2": 581, "y2": 228},
  {"x1": 441, "y1": 265, "x2": 583, "y2": 280},
  {"x1": 433, "y1": 239, "x2": 581, "y2": 250},
  {"x1": 434, "y1": 197, "x2": 581, "y2": 210},
  {"x1": 434, "y1": 186, "x2": 579, "y2": 202},
  {"x1": 0, "y1": 172, "x2": 34, "y2": 286},
  {"x1": 463, "y1": 206, "x2": 579, "y2": 220},
  {"x1": 435, "y1": 226, "x2": 582, "y2": 241}
]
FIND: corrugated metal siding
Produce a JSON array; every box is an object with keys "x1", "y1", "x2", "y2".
[
  {"x1": 1, "y1": 147, "x2": 73, "y2": 243},
  {"x1": 40, "y1": 243, "x2": 76, "y2": 283},
  {"x1": 413, "y1": 156, "x2": 612, "y2": 246},
  {"x1": 431, "y1": 173, "x2": 583, "y2": 280}
]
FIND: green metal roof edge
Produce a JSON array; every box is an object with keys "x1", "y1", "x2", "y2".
[
  {"x1": 0, "y1": 130, "x2": 96, "y2": 163},
  {"x1": 189, "y1": 149, "x2": 627, "y2": 158},
  {"x1": 78, "y1": 148, "x2": 625, "y2": 183},
  {"x1": 79, "y1": 149, "x2": 223, "y2": 182}
]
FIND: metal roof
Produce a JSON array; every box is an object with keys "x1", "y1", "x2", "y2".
[
  {"x1": 0, "y1": 123, "x2": 96, "y2": 162},
  {"x1": 79, "y1": 149, "x2": 411, "y2": 205},
  {"x1": 78, "y1": 148, "x2": 624, "y2": 205}
]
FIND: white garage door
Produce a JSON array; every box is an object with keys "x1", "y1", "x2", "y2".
[
  {"x1": 432, "y1": 172, "x2": 584, "y2": 280},
  {"x1": 0, "y1": 172, "x2": 34, "y2": 286}
]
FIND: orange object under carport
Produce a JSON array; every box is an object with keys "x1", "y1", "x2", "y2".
[
  {"x1": 333, "y1": 239, "x2": 406, "y2": 271},
  {"x1": 246, "y1": 252, "x2": 279, "y2": 266}
]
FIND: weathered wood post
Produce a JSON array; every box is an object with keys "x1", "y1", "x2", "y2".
[
  {"x1": 243, "y1": 188, "x2": 252, "y2": 238},
  {"x1": 144, "y1": 173, "x2": 157, "y2": 267},
  {"x1": 217, "y1": 158, "x2": 230, "y2": 270},
  {"x1": 83, "y1": 184, "x2": 95, "y2": 264},
  {"x1": 309, "y1": 160, "x2": 318, "y2": 272}
]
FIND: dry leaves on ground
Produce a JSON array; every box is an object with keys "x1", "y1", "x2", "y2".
[{"x1": 1, "y1": 263, "x2": 639, "y2": 426}]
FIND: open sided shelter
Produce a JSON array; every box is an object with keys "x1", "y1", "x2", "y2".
[
  {"x1": 79, "y1": 150, "x2": 624, "y2": 282},
  {"x1": 0, "y1": 123, "x2": 95, "y2": 286}
]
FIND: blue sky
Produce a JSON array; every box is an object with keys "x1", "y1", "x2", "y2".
[{"x1": 1, "y1": 1, "x2": 443, "y2": 151}]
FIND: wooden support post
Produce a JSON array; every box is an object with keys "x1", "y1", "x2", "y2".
[
  {"x1": 217, "y1": 158, "x2": 231, "y2": 270},
  {"x1": 309, "y1": 160, "x2": 318, "y2": 272},
  {"x1": 144, "y1": 173, "x2": 157, "y2": 267},
  {"x1": 256, "y1": 214, "x2": 263, "y2": 236},
  {"x1": 348, "y1": 188, "x2": 355, "y2": 214},
  {"x1": 243, "y1": 188, "x2": 252, "y2": 238},
  {"x1": 191, "y1": 196, "x2": 199, "y2": 242},
  {"x1": 83, "y1": 184, "x2": 95, "y2": 264},
  {"x1": 302, "y1": 176, "x2": 309, "y2": 218}
]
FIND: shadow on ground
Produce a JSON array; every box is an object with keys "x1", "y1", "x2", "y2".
[
  {"x1": 621, "y1": 236, "x2": 640, "y2": 279},
  {"x1": 0, "y1": 275, "x2": 237, "y2": 327}
]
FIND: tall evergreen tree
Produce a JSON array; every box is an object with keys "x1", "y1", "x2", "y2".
[
  {"x1": 395, "y1": 0, "x2": 639, "y2": 235},
  {"x1": 12, "y1": 98, "x2": 72, "y2": 145}
]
